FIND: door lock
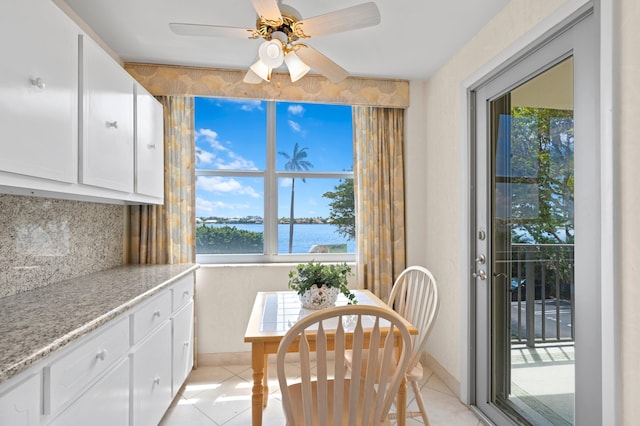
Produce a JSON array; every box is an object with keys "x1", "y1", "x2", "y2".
[{"x1": 473, "y1": 270, "x2": 487, "y2": 280}]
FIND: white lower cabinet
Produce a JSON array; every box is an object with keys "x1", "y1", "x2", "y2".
[
  {"x1": 131, "y1": 321, "x2": 172, "y2": 426},
  {"x1": 172, "y1": 300, "x2": 194, "y2": 397},
  {"x1": 49, "y1": 358, "x2": 129, "y2": 426},
  {"x1": 0, "y1": 373, "x2": 40, "y2": 426},
  {"x1": 1, "y1": 273, "x2": 195, "y2": 426}
]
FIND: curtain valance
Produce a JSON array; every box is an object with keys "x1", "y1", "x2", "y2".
[{"x1": 125, "y1": 63, "x2": 409, "y2": 109}]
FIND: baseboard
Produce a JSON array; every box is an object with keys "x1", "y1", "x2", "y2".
[
  {"x1": 422, "y1": 352, "x2": 461, "y2": 398},
  {"x1": 198, "y1": 352, "x2": 252, "y2": 366}
]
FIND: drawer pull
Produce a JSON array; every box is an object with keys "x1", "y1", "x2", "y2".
[
  {"x1": 147, "y1": 143, "x2": 157, "y2": 149},
  {"x1": 153, "y1": 377, "x2": 160, "y2": 385},
  {"x1": 153, "y1": 310, "x2": 161, "y2": 318},
  {"x1": 183, "y1": 290, "x2": 190, "y2": 297},
  {"x1": 105, "y1": 120, "x2": 118, "y2": 129},
  {"x1": 183, "y1": 341, "x2": 189, "y2": 347},
  {"x1": 95, "y1": 349, "x2": 107, "y2": 361}
]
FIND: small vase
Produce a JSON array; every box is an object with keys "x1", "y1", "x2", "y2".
[{"x1": 299, "y1": 285, "x2": 340, "y2": 309}]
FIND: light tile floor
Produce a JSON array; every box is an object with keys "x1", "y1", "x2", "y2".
[{"x1": 160, "y1": 360, "x2": 483, "y2": 426}]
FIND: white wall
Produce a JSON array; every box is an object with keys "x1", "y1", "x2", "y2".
[
  {"x1": 422, "y1": 0, "x2": 575, "y2": 386},
  {"x1": 404, "y1": 81, "x2": 429, "y2": 268},
  {"x1": 195, "y1": 264, "x2": 357, "y2": 355}
]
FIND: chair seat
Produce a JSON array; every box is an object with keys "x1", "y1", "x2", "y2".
[{"x1": 286, "y1": 379, "x2": 392, "y2": 426}]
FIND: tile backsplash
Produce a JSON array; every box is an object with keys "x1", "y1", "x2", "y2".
[{"x1": 0, "y1": 194, "x2": 125, "y2": 298}]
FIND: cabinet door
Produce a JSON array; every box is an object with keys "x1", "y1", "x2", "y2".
[
  {"x1": 49, "y1": 358, "x2": 129, "y2": 426},
  {"x1": 79, "y1": 35, "x2": 134, "y2": 193},
  {"x1": 132, "y1": 321, "x2": 172, "y2": 426},
  {"x1": 0, "y1": 0, "x2": 77, "y2": 183},
  {"x1": 0, "y1": 374, "x2": 40, "y2": 426},
  {"x1": 135, "y1": 85, "x2": 164, "y2": 199},
  {"x1": 172, "y1": 300, "x2": 194, "y2": 397}
]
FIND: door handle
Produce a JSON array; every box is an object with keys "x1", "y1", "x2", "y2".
[{"x1": 473, "y1": 270, "x2": 487, "y2": 280}]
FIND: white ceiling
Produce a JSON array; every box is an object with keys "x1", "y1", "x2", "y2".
[{"x1": 60, "y1": 0, "x2": 510, "y2": 81}]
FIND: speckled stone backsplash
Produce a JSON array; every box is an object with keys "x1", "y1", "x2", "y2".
[{"x1": 0, "y1": 194, "x2": 125, "y2": 298}]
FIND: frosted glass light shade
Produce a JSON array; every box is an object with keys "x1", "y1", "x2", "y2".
[
  {"x1": 250, "y1": 59, "x2": 271, "y2": 81},
  {"x1": 258, "y1": 40, "x2": 284, "y2": 68},
  {"x1": 284, "y1": 52, "x2": 311, "y2": 82}
]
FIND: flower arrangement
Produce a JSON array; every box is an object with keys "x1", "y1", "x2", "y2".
[{"x1": 288, "y1": 261, "x2": 357, "y2": 308}]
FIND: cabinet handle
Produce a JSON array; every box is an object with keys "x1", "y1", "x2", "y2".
[
  {"x1": 95, "y1": 349, "x2": 107, "y2": 361},
  {"x1": 183, "y1": 341, "x2": 189, "y2": 347},
  {"x1": 183, "y1": 290, "x2": 190, "y2": 297},
  {"x1": 30, "y1": 77, "x2": 46, "y2": 89},
  {"x1": 153, "y1": 377, "x2": 160, "y2": 385},
  {"x1": 147, "y1": 143, "x2": 157, "y2": 149},
  {"x1": 153, "y1": 310, "x2": 161, "y2": 318},
  {"x1": 105, "y1": 121, "x2": 118, "y2": 129}
]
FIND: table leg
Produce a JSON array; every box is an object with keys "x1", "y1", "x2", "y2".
[
  {"x1": 251, "y1": 343, "x2": 265, "y2": 426},
  {"x1": 262, "y1": 354, "x2": 269, "y2": 407}
]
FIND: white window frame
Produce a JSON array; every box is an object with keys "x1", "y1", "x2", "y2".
[{"x1": 195, "y1": 100, "x2": 356, "y2": 264}]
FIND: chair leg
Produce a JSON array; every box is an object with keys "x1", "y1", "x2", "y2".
[{"x1": 410, "y1": 379, "x2": 431, "y2": 425}]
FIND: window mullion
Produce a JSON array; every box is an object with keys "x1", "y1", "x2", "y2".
[{"x1": 264, "y1": 101, "x2": 278, "y2": 257}]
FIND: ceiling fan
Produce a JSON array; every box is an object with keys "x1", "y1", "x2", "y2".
[{"x1": 169, "y1": 0, "x2": 381, "y2": 84}]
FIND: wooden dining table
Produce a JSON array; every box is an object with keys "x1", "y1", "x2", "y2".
[{"x1": 244, "y1": 289, "x2": 417, "y2": 426}]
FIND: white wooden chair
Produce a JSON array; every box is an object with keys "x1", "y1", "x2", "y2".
[
  {"x1": 276, "y1": 305, "x2": 412, "y2": 426},
  {"x1": 345, "y1": 266, "x2": 440, "y2": 424}
]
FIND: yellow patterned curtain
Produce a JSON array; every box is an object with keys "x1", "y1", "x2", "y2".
[
  {"x1": 353, "y1": 106, "x2": 406, "y2": 301},
  {"x1": 128, "y1": 96, "x2": 195, "y2": 264}
]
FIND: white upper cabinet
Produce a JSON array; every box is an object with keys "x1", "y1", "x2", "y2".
[
  {"x1": 79, "y1": 35, "x2": 134, "y2": 193},
  {"x1": 0, "y1": 0, "x2": 78, "y2": 183},
  {"x1": 135, "y1": 85, "x2": 164, "y2": 199}
]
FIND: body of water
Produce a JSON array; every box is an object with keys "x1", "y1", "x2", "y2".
[{"x1": 205, "y1": 223, "x2": 355, "y2": 254}]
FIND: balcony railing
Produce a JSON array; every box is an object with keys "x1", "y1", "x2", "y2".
[{"x1": 508, "y1": 243, "x2": 575, "y2": 347}]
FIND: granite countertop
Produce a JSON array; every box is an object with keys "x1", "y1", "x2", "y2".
[{"x1": 0, "y1": 263, "x2": 199, "y2": 385}]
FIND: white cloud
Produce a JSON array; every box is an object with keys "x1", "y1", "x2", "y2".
[
  {"x1": 288, "y1": 120, "x2": 302, "y2": 133},
  {"x1": 239, "y1": 100, "x2": 264, "y2": 111},
  {"x1": 280, "y1": 178, "x2": 292, "y2": 188},
  {"x1": 195, "y1": 197, "x2": 217, "y2": 216},
  {"x1": 288, "y1": 104, "x2": 305, "y2": 116},
  {"x1": 196, "y1": 176, "x2": 260, "y2": 198},
  {"x1": 195, "y1": 147, "x2": 214, "y2": 165},
  {"x1": 195, "y1": 128, "x2": 257, "y2": 169},
  {"x1": 196, "y1": 129, "x2": 227, "y2": 151},
  {"x1": 215, "y1": 151, "x2": 257, "y2": 170}
]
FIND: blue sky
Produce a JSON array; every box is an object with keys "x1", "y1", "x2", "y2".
[{"x1": 194, "y1": 98, "x2": 353, "y2": 219}]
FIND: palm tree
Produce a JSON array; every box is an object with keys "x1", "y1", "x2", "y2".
[{"x1": 279, "y1": 143, "x2": 313, "y2": 253}]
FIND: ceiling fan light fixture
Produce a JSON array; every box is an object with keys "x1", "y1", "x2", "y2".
[
  {"x1": 250, "y1": 58, "x2": 272, "y2": 81},
  {"x1": 284, "y1": 51, "x2": 310, "y2": 82},
  {"x1": 257, "y1": 39, "x2": 284, "y2": 68}
]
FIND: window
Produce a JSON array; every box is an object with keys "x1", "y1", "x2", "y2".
[{"x1": 195, "y1": 98, "x2": 355, "y2": 263}]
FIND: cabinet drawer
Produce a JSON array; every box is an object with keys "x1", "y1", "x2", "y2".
[
  {"x1": 171, "y1": 274, "x2": 194, "y2": 312},
  {"x1": 131, "y1": 290, "x2": 171, "y2": 345},
  {"x1": 49, "y1": 358, "x2": 129, "y2": 426},
  {"x1": 44, "y1": 316, "x2": 129, "y2": 415}
]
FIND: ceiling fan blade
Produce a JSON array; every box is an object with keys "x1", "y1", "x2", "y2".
[
  {"x1": 251, "y1": 0, "x2": 282, "y2": 22},
  {"x1": 243, "y1": 68, "x2": 264, "y2": 84},
  {"x1": 295, "y1": 2, "x2": 380, "y2": 38},
  {"x1": 295, "y1": 45, "x2": 348, "y2": 83},
  {"x1": 169, "y1": 23, "x2": 253, "y2": 39}
]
